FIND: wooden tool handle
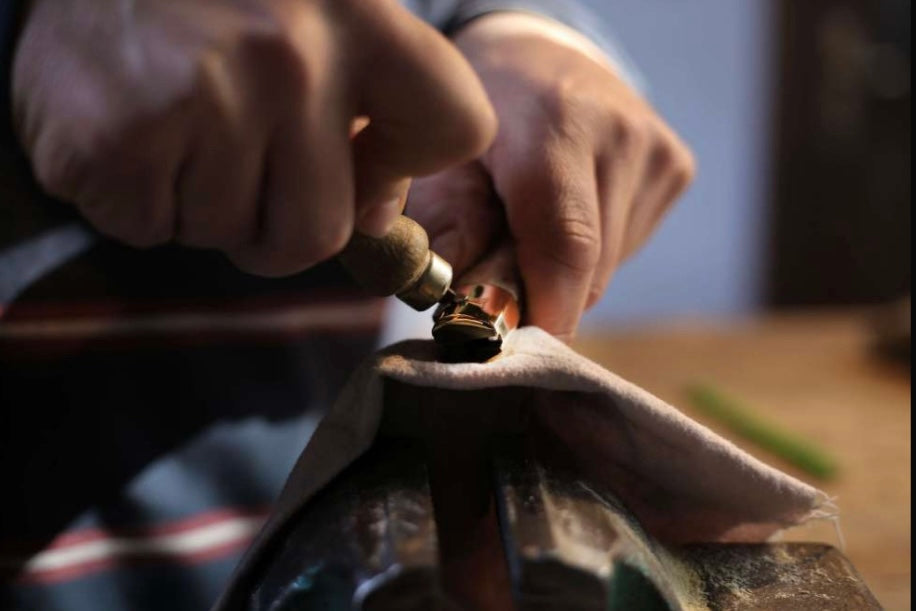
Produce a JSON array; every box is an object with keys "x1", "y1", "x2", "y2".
[{"x1": 337, "y1": 216, "x2": 433, "y2": 297}]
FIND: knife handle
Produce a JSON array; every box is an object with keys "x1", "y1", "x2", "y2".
[{"x1": 337, "y1": 215, "x2": 453, "y2": 312}]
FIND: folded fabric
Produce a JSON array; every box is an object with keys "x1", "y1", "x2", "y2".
[{"x1": 214, "y1": 327, "x2": 834, "y2": 610}]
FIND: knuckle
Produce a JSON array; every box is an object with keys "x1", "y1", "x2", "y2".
[
  {"x1": 183, "y1": 216, "x2": 251, "y2": 250},
  {"x1": 435, "y1": 98, "x2": 498, "y2": 163},
  {"x1": 238, "y1": 21, "x2": 313, "y2": 99},
  {"x1": 120, "y1": 221, "x2": 172, "y2": 249},
  {"x1": 239, "y1": 213, "x2": 352, "y2": 277},
  {"x1": 227, "y1": 250, "x2": 286, "y2": 278},
  {"x1": 82, "y1": 196, "x2": 173, "y2": 249},
  {"x1": 540, "y1": 79, "x2": 579, "y2": 123},
  {"x1": 119, "y1": 68, "x2": 195, "y2": 136},
  {"x1": 613, "y1": 114, "x2": 651, "y2": 158},
  {"x1": 649, "y1": 120, "x2": 696, "y2": 186},
  {"x1": 229, "y1": 248, "x2": 306, "y2": 279},
  {"x1": 538, "y1": 79, "x2": 603, "y2": 140},
  {"x1": 191, "y1": 51, "x2": 232, "y2": 111},
  {"x1": 116, "y1": 194, "x2": 175, "y2": 248},
  {"x1": 32, "y1": 123, "x2": 120, "y2": 201},
  {"x1": 675, "y1": 147, "x2": 697, "y2": 185},
  {"x1": 657, "y1": 137, "x2": 696, "y2": 199},
  {"x1": 56, "y1": 139, "x2": 175, "y2": 249},
  {"x1": 308, "y1": 217, "x2": 352, "y2": 260},
  {"x1": 586, "y1": 283, "x2": 606, "y2": 309},
  {"x1": 461, "y1": 101, "x2": 499, "y2": 159},
  {"x1": 32, "y1": 136, "x2": 89, "y2": 200},
  {"x1": 546, "y1": 212, "x2": 602, "y2": 274}
]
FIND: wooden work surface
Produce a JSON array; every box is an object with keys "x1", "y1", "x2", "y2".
[{"x1": 572, "y1": 309, "x2": 910, "y2": 610}]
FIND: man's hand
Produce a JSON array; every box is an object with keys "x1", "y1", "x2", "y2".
[
  {"x1": 12, "y1": 0, "x2": 496, "y2": 276},
  {"x1": 407, "y1": 14, "x2": 695, "y2": 340}
]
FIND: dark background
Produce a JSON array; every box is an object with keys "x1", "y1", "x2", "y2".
[{"x1": 768, "y1": 0, "x2": 910, "y2": 306}]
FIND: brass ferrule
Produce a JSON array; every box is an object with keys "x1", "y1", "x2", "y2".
[{"x1": 396, "y1": 251, "x2": 453, "y2": 311}]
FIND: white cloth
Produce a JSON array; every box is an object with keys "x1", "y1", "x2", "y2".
[{"x1": 215, "y1": 327, "x2": 833, "y2": 609}]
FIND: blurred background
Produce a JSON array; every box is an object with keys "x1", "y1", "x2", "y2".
[
  {"x1": 580, "y1": 0, "x2": 910, "y2": 326},
  {"x1": 568, "y1": 3, "x2": 911, "y2": 609}
]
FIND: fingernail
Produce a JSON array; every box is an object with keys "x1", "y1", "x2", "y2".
[{"x1": 358, "y1": 198, "x2": 403, "y2": 238}]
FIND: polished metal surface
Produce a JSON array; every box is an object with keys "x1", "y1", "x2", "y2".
[
  {"x1": 248, "y1": 440, "x2": 446, "y2": 611},
  {"x1": 248, "y1": 424, "x2": 880, "y2": 610},
  {"x1": 431, "y1": 284, "x2": 520, "y2": 362},
  {"x1": 397, "y1": 251, "x2": 454, "y2": 311}
]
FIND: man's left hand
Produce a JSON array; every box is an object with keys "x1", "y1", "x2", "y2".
[{"x1": 407, "y1": 13, "x2": 695, "y2": 340}]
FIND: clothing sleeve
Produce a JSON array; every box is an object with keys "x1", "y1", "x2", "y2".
[{"x1": 402, "y1": 0, "x2": 646, "y2": 92}]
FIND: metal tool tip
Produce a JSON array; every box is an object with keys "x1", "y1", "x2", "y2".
[{"x1": 431, "y1": 284, "x2": 520, "y2": 363}]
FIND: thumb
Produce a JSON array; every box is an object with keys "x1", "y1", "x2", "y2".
[
  {"x1": 349, "y1": 2, "x2": 497, "y2": 237},
  {"x1": 406, "y1": 163, "x2": 503, "y2": 277}
]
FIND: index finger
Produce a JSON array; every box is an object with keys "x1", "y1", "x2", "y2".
[
  {"x1": 492, "y1": 142, "x2": 601, "y2": 340},
  {"x1": 346, "y1": 1, "x2": 497, "y2": 218}
]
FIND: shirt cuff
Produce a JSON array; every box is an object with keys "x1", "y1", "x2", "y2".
[
  {"x1": 440, "y1": 0, "x2": 646, "y2": 94},
  {"x1": 457, "y1": 12, "x2": 625, "y2": 78}
]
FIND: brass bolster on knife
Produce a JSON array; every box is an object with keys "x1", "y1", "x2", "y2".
[{"x1": 397, "y1": 251, "x2": 453, "y2": 311}]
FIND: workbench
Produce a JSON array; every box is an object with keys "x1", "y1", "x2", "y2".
[{"x1": 573, "y1": 309, "x2": 911, "y2": 611}]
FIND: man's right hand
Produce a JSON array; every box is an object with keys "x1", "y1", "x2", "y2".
[{"x1": 12, "y1": 0, "x2": 496, "y2": 276}]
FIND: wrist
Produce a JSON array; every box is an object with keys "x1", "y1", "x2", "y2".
[{"x1": 451, "y1": 11, "x2": 619, "y2": 76}]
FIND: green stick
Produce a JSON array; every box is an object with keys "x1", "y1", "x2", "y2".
[{"x1": 685, "y1": 383, "x2": 839, "y2": 481}]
